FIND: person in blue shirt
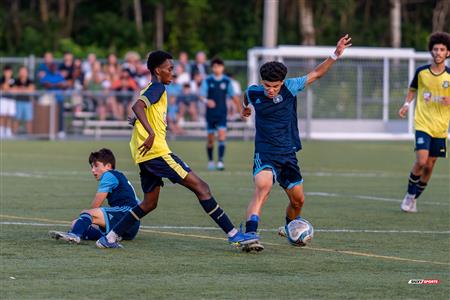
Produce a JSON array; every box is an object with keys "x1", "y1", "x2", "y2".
[
  {"x1": 241, "y1": 34, "x2": 352, "y2": 252},
  {"x1": 200, "y1": 58, "x2": 240, "y2": 171},
  {"x1": 49, "y1": 148, "x2": 141, "y2": 244}
]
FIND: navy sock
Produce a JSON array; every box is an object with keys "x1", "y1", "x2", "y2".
[
  {"x1": 407, "y1": 173, "x2": 420, "y2": 195},
  {"x1": 70, "y1": 213, "x2": 92, "y2": 237},
  {"x1": 199, "y1": 197, "x2": 234, "y2": 234},
  {"x1": 82, "y1": 226, "x2": 104, "y2": 240},
  {"x1": 218, "y1": 141, "x2": 225, "y2": 162},
  {"x1": 245, "y1": 214, "x2": 259, "y2": 233},
  {"x1": 286, "y1": 216, "x2": 293, "y2": 225},
  {"x1": 112, "y1": 205, "x2": 146, "y2": 236},
  {"x1": 207, "y1": 146, "x2": 213, "y2": 161},
  {"x1": 415, "y1": 181, "x2": 427, "y2": 199}
]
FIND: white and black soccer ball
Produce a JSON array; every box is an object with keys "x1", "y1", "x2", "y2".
[{"x1": 285, "y1": 217, "x2": 314, "y2": 247}]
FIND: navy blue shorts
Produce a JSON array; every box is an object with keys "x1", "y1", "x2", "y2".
[
  {"x1": 253, "y1": 152, "x2": 303, "y2": 189},
  {"x1": 139, "y1": 153, "x2": 191, "y2": 193},
  {"x1": 100, "y1": 206, "x2": 140, "y2": 240},
  {"x1": 415, "y1": 130, "x2": 447, "y2": 158},
  {"x1": 206, "y1": 115, "x2": 227, "y2": 134}
]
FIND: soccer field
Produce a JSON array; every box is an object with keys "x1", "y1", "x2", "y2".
[{"x1": 1, "y1": 140, "x2": 449, "y2": 299}]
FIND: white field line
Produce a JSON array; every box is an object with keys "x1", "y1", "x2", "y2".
[{"x1": 2, "y1": 221, "x2": 449, "y2": 235}]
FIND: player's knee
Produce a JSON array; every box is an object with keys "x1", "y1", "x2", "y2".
[{"x1": 290, "y1": 196, "x2": 304, "y2": 209}]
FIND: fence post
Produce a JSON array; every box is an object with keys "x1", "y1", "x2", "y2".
[
  {"x1": 407, "y1": 57, "x2": 415, "y2": 135},
  {"x1": 382, "y1": 57, "x2": 390, "y2": 122}
]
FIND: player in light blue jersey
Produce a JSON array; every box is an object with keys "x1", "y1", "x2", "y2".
[
  {"x1": 49, "y1": 148, "x2": 141, "y2": 244},
  {"x1": 241, "y1": 35, "x2": 352, "y2": 252}
]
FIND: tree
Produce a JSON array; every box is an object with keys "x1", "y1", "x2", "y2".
[
  {"x1": 432, "y1": 0, "x2": 450, "y2": 33},
  {"x1": 299, "y1": 0, "x2": 315, "y2": 45},
  {"x1": 390, "y1": 0, "x2": 401, "y2": 48}
]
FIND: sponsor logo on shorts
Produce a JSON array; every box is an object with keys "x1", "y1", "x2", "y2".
[{"x1": 417, "y1": 137, "x2": 425, "y2": 144}]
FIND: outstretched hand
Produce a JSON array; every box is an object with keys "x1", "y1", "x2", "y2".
[{"x1": 334, "y1": 34, "x2": 352, "y2": 58}]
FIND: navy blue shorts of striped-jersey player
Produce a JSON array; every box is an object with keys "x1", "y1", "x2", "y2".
[
  {"x1": 246, "y1": 75, "x2": 307, "y2": 189},
  {"x1": 99, "y1": 206, "x2": 140, "y2": 240},
  {"x1": 139, "y1": 153, "x2": 192, "y2": 193},
  {"x1": 201, "y1": 74, "x2": 235, "y2": 133},
  {"x1": 253, "y1": 152, "x2": 303, "y2": 189},
  {"x1": 415, "y1": 130, "x2": 447, "y2": 157}
]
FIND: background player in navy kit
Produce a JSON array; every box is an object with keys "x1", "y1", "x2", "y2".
[
  {"x1": 49, "y1": 148, "x2": 140, "y2": 244},
  {"x1": 241, "y1": 34, "x2": 352, "y2": 252},
  {"x1": 200, "y1": 58, "x2": 240, "y2": 171}
]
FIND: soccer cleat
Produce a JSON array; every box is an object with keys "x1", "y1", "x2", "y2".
[
  {"x1": 207, "y1": 161, "x2": 215, "y2": 171},
  {"x1": 216, "y1": 161, "x2": 225, "y2": 171},
  {"x1": 95, "y1": 236, "x2": 123, "y2": 249},
  {"x1": 401, "y1": 193, "x2": 417, "y2": 213},
  {"x1": 228, "y1": 231, "x2": 259, "y2": 246},
  {"x1": 278, "y1": 226, "x2": 287, "y2": 238},
  {"x1": 242, "y1": 240, "x2": 265, "y2": 253},
  {"x1": 48, "y1": 231, "x2": 81, "y2": 244}
]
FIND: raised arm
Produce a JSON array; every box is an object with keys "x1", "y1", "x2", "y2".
[{"x1": 306, "y1": 34, "x2": 352, "y2": 85}]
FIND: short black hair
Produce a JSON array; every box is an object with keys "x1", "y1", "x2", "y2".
[
  {"x1": 210, "y1": 57, "x2": 224, "y2": 67},
  {"x1": 3, "y1": 65, "x2": 12, "y2": 71},
  {"x1": 428, "y1": 32, "x2": 450, "y2": 53},
  {"x1": 259, "y1": 61, "x2": 287, "y2": 82},
  {"x1": 146, "y1": 50, "x2": 173, "y2": 75},
  {"x1": 88, "y1": 148, "x2": 116, "y2": 169}
]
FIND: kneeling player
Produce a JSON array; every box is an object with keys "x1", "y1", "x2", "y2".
[{"x1": 49, "y1": 148, "x2": 140, "y2": 244}]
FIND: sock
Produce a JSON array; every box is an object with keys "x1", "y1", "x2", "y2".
[
  {"x1": 286, "y1": 216, "x2": 293, "y2": 225},
  {"x1": 82, "y1": 226, "x2": 104, "y2": 240},
  {"x1": 218, "y1": 141, "x2": 225, "y2": 162},
  {"x1": 70, "y1": 213, "x2": 92, "y2": 237},
  {"x1": 199, "y1": 197, "x2": 234, "y2": 234},
  {"x1": 108, "y1": 205, "x2": 146, "y2": 241},
  {"x1": 407, "y1": 173, "x2": 420, "y2": 196},
  {"x1": 245, "y1": 214, "x2": 259, "y2": 233},
  {"x1": 415, "y1": 181, "x2": 427, "y2": 199},
  {"x1": 207, "y1": 146, "x2": 213, "y2": 161}
]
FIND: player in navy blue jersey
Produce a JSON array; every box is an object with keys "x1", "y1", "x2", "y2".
[
  {"x1": 241, "y1": 34, "x2": 352, "y2": 252},
  {"x1": 49, "y1": 148, "x2": 141, "y2": 244},
  {"x1": 200, "y1": 58, "x2": 240, "y2": 171}
]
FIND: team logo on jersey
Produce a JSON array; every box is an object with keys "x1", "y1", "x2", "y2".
[
  {"x1": 443, "y1": 81, "x2": 449, "y2": 88},
  {"x1": 220, "y1": 83, "x2": 227, "y2": 90},
  {"x1": 273, "y1": 94, "x2": 283, "y2": 104},
  {"x1": 423, "y1": 92, "x2": 431, "y2": 103},
  {"x1": 255, "y1": 98, "x2": 261, "y2": 104}
]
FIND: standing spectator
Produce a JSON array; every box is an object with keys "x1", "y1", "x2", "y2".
[
  {"x1": 37, "y1": 52, "x2": 54, "y2": 80},
  {"x1": 0, "y1": 65, "x2": 16, "y2": 138},
  {"x1": 40, "y1": 63, "x2": 68, "y2": 139},
  {"x1": 12, "y1": 66, "x2": 35, "y2": 135},
  {"x1": 177, "y1": 51, "x2": 191, "y2": 76},
  {"x1": 177, "y1": 83, "x2": 199, "y2": 121},
  {"x1": 191, "y1": 51, "x2": 209, "y2": 80},
  {"x1": 59, "y1": 52, "x2": 75, "y2": 88},
  {"x1": 110, "y1": 69, "x2": 138, "y2": 120},
  {"x1": 82, "y1": 53, "x2": 97, "y2": 75}
]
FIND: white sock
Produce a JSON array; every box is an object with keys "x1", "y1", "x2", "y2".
[
  {"x1": 106, "y1": 230, "x2": 119, "y2": 243},
  {"x1": 227, "y1": 228, "x2": 238, "y2": 237}
]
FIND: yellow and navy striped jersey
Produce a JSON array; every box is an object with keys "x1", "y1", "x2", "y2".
[
  {"x1": 130, "y1": 81, "x2": 171, "y2": 164},
  {"x1": 410, "y1": 65, "x2": 450, "y2": 138}
]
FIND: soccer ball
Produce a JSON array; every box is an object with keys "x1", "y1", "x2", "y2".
[{"x1": 285, "y1": 217, "x2": 314, "y2": 246}]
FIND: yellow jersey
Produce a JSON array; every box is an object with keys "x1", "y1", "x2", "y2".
[
  {"x1": 410, "y1": 65, "x2": 450, "y2": 138},
  {"x1": 130, "y1": 81, "x2": 171, "y2": 164}
]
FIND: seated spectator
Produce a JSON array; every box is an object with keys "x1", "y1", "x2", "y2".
[
  {"x1": 37, "y1": 51, "x2": 54, "y2": 81},
  {"x1": 59, "y1": 52, "x2": 75, "y2": 88},
  {"x1": 177, "y1": 51, "x2": 191, "y2": 76},
  {"x1": 82, "y1": 53, "x2": 97, "y2": 75},
  {"x1": 175, "y1": 63, "x2": 190, "y2": 86},
  {"x1": 122, "y1": 51, "x2": 141, "y2": 81},
  {"x1": 176, "y1": 83, "x2": 199, "y2": 121},
  {"x1": 12, "y1": 66, "x2": 35, "y2": 135},
  {"x1": 71, "y1": 58, "x2": 85, "y2": 115},
  {"x1": 191, "y1": 51, "x2": 209, "y2": 80},
  {"x1": 190, "y1": 71, "x2": 205, "y2": 119},
  {"x1": 40, "y1": 63, "x2": 69, "y2": 139},
  {"x1": 109, "y1": 69, "x2": 138, "y2": 120},
  {"x1": 0, "y1": 65, "x2": 16, "y2": 138},
  {"x1": 103, "y1": 53, "x2": 121, "y2": 77},
  {"x1": 167, "y1": 93, "x2": 183, "y2": 135}
]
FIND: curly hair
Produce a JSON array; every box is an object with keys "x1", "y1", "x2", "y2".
[
  {"x1": 428, "y1": 32, "x2": 450, "y2": 53},
  {"x1": 259, "y1": 61, "x2": 288, "y2": 82},
  {"x1": 146, "y1": 50, "x2": 173, "y2": 75}
]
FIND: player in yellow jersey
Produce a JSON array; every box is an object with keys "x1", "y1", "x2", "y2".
[
  {"x1": 398, "y1": 32, "x2": 450, "y2": 213},
  {"x1": 96, "y1": 50, "x2": 258, "y2": 248}
]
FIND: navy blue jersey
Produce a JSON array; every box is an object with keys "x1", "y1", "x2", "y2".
[
  {"x1": 200, "y1": 75, "x2": 235, "y2": 119},
  {"x1": 246, "y1": 76, "x2": 307, "y2": 154},
  {"x1": 97, "y1": 170, "x2": 139, "y2": 207}
]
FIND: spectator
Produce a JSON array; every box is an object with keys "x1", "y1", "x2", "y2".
[
  {"x1": 191, "y1": 51, "x2": 209, "y2": 80},
  {"x1": 110, "y1": 69, "x2": 138, "y2": 120},
  {"x1": 37, "y1": 51, "x2": 54, "y2": 80},
  {"x1": 167, "y1": 92, "x2": 183, "y2": 135},
  {"x1": 82, "y1": 53, "x2": 97, "y2": 75},
  {"x1": 40, "y1": 63, "x2": 68, "y2": 139},
  {"x1": 190, "y1": 71, "x2": 205, "y2": 119},
  {"x1": 122, "y1": 51, "x2": 141, "y2": 80},
  {"x1": 176, "y1": 83, "x2": 199, "y2": 121},
  {"x1": 227, "y1": 73, "x2": 243, "y2": 121},
  {"x1": 71, "y1": 58, "x2": 85, "y2": 115},
  {"x1": 177, "y1": 51, "x2": 191, "y2": 76},
  {"x1": 0, "y1": 65, "x2": 16, "y2": 138},
  {"x1": 12, "y1": 66, "x2": 35, "y2": 134},
  {"x1": 103, "y1": 53, "x2": 121, "y2": 77},
  {"x1": 59, "y1": 52, "x2": 75, "y2": 88},
  {"x1": 175, "y1": 63, "x2": 190, "y2": 86}
]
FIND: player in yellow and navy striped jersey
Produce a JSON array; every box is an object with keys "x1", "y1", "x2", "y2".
[
  {"x1": 398, "y1": 32, "x2": 450, "y2": 213},
  {"x1": 96, "y1": 50, "x2": 258, "y2": 248}
]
